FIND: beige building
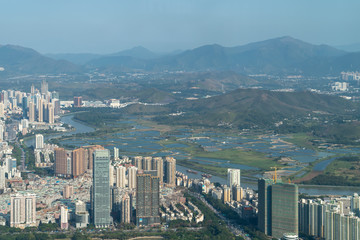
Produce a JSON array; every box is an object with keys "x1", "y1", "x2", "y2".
[
  {"x1": 152, "y1": 157, "x2": 164, "y2": 183},
  {"x1": 223, "y1": 186, "x2": 231, "y2": 203},
  {"x1": 121, "y1": 193, "x2": 131, "y2": 223},
  {"x1": 115, "y1": 165, "x2": 126, "y2": 188},
  {"x1": 10, "y1": 193, "x2": 37, "y2": 228},
  {"x1": 128, "y1": 166, "x2": 137, "y2": 189},
  {"x1": 72, "y1": 148, "x2": 86, "y2": 177},
  {"x1": 165, "y1": 157, "x2": 176, "y2": 187}
]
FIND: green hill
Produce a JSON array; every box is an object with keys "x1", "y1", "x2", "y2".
[{"x1": 155, "y1": 88, "x2": 357, "y2": 129}]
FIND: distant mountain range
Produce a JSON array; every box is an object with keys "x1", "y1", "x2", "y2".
[
  {"x1": 2, "y1": 36, "x2": 360, "y2": 75},
  {"x1": 0, "y1": 45, "x2": 82, "y2": 75},
  {"x1": 154, "y1": 88, "x2": 357, "y2": 128},
  {"x1": 84, "y1": 36, "x2": 360, "y2": 75}
]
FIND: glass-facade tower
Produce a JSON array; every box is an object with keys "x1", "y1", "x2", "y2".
[{"x1": 92, "y1": 149, "x2": 111, "y2": 227}]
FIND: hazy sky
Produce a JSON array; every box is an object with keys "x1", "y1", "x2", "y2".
[{"x1": 0, "y1": 0, "x2": 359, "y2": 53}]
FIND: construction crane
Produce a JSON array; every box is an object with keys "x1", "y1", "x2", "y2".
[{"x1": 270, "y1": 167, "x2": 278, "y2": 183}]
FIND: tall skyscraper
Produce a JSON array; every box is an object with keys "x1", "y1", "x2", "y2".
[
  {"x1": 72, "y1": 148, "x2": 86, "y2": 177},
  {"x1": 41, "y1": 80, "x2": 48, "y2": 94},
  {"x1": 128, "y1": 166, "x2": 137, "y2": 190},
  {"x1": 0, "y1": 102, "x2": 4, "y2": 119},
  {"x1": 258, "y1": 178, "x2": 298, "y2": 239},
  {"x1": 271, "y1": 183, "x2": 298, "y2": 238},
  {"x1": 0, "y1": 166, "x2": 5, "y2": 193},
  {"x1": 223, "y1": 185, "x2": 231, "y2": 203},
  {"x1": 37, "y1": 99, "x2": 44, "y2": 122},
  {"x1": 60, "y1": 206, "x2": 69, "y2": 230},
  {"x1": 152, "y1": 157, "x2": 164, "y2": 183},
  {"x1": 258, "y1": 178, "x2": 273, "y2": 235},
  {"x1": 10, "y1": 193, "x2": 37, "y2": 228},
  {"x1": 83, "y1": 145, "x2": 104, "y2": 170},
  {"x1": 121, "y1": 193, "x2": 131, "y2": 223},
  {"x1": 0, "y1": 123, "x2": 4, "y2": 142},
  {"x1": 73, "y1": 96, "x2": 82, "y2": 107},
  {"x1": 35, "y1": 134, "x2": 44, "y2": 149},
  {"x1": 113, "y1": 147, "x2": 119, "y2": 160},
  {"x1": 134, "y1": 156, "x2": 143, "y2": 170},
  {"x1": 92, "y1": 149, "x2": 111, "y2": 228},
  {"x1": 55, "y1": 148, "x2": 70, "y2": 177},
  {"x1": 115, "y1": 165, "x2": 126, "y2": 188},
  {"x1": 165, "y1": 157, "x2": 176, "y2": 187},
  {"x1": 30, "y1": 84, "x2": 35, "y2": 95},
  {"x1": 47, "y1": 103, "x2": 54, "y2": 124},
  {"x1": 28, "y1": 101, "x2": 35, "y2": 122},
  {"x1": 143, "y1": 157, "x2": 152, "y2": 171},
  {"x1": 136, "y1": 170, "x2": 160, "y2": 226},
  {"x1": 227, "y1": 168, "x2": 241, "y2": 187}
]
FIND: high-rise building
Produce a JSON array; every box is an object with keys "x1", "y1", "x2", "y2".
[
  {"x1": 143, "y1": 157, "x2": 152, "y2": 171},
  {"x1": 92, "y1": 149, "x2": 111, "y2": 228},
  {"x1": 63, "y1": 185, "x2": 74, "y2": 199},
  {"x1": 10, "y1": 193, "x2": 37, "y2": 228},
  {"x1": 53, "y1": 99, "x2": 60, "y2": 115},
  {"x1": 47, "y1": 103, "x2": 54, "y2": 124},
  {"x1": 60, "y1": 206, "x2": 69, "y2": 230},
  {"x1": 41, "y1": 80, "x2": 48, "y2": 94},
  {"x1": 152, "y1": 157, "x2": 163, "y2": 183},
  {"x1": 73, "y1": 96, "x2": 82, "y2": 108},
  {"x1": 28, "y1": 101, "x2": 35, "y2": 122},
  {"x1": 109, "y1": 164, "x2": 114, "y2": 187},
  {"x1": 233, "y1": 185, "x2": 243, "y2": 202},
  {"x1": 136, "y1": 170, "x2": 160, "y2": 226},
  {"x1": 37, "y1": 99, "x2": 44, "y2": 122},
  {"x1": 83, "y1": 145, "x2": 104, "y2": 170},
  {"x1": 258, "y1": 178, "x2": 273, "y2": 235},
  {"x1": 30, "y1": 84, "x2": 35, "y2": 95},
  {"x1": 55, "y1": 148, "x2": 70, "y2": 177},
  {"x1": 113, "y1": 147, "x2": 119, "y2": 160},
  {"x1": 271, "y1": 183, "x2": 298, "y2": 238},
  {"x1": 115, "y1": 165, "x2": 126, "y2": 188},
  {"x1": 227, "y1": 168, "x2": 241, "y2": 187},
  {"x1": 223, "y1": 185, "x2": 231, "y2": 203},
  {"x1": 121, "y1": 193, "x2": 131, "y2": 223},
  {"x1": 75, "y1": 200, "x2": 89, "y2": 229},
  {"x1": 128, "y1": 166, "x2": 137, "y2": 189},
  {"x1": 0, "y1": 102, "x2": 4, "y2": 119},
  {"x1": 258, "y1": 178, "x2": 298, "y2": 239},
  {"x1": 0, "y1": 166, "x2": 6, "y2": 193},
  {"x1": 72, "y1": 148, "x2": 86, "y2": 177},
  {"x1": 134, "y1": 156, "x2": 143, "y2": 170},
  {"x1": 165, "y1": 157, "x2": 176, "y2": 187},
  {"x1": 0, "y1": 123, "x2": 4, "y2": 142},
  {"x1": 35, "y1": 134, "x2": 44, "y2": 149}
]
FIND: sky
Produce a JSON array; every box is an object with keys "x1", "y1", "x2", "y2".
[{"x1": 0, "y1": 0, "x2": 359, "y2": 54}]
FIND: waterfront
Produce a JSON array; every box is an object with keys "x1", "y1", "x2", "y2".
[{"x1": 25, "y1": 114, "x2": 360, "y2": 196}]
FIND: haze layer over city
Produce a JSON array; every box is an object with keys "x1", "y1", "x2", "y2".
[{"x1": 0, "y1": 1, "x2": 360, "y2": 240}]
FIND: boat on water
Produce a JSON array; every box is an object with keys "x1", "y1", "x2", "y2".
[
  {"x1": 186, "y1": 169, "x2": 198, "y2": 174},
  {"x1": 201, "y1": 173, "x2": 212, "y2": 179}
]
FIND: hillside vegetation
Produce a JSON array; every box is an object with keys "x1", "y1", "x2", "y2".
[{"x1": 154, "y1": 88, "x2": 357, "y2": 129}]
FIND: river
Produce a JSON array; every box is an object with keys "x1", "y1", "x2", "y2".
[{"x1": 25, "y1": 114, "x2": 360, "y2": 196}]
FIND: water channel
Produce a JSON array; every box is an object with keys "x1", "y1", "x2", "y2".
[{"x1": 24, "y1": 114, "x2": 360, "y2": 196}]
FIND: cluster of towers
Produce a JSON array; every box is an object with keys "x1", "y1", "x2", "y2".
[
  {"x1": 24, "y1": 80, "x2": 59, "y2": 124},
  {"x1": 54, "y1": 145, "x2": 104, "y2": 178}
]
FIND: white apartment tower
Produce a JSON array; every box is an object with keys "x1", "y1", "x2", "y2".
[
  {"x1": 115, "y1": 165, "x2": 126, "y2": 188},
  {"x1": 227, "y1": 168, "x2": 241, "y2": 187},
  {"x1": 10, "y1": 193, "x2": 37, "y2": 228},
  {"x1": 35, "y1": 134, "x2": 44, "y2": 149}
]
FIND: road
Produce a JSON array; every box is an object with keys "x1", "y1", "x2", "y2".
[
  {"x1": 15, "y1": 141, "x2": 26, "y2": 171},
  {"x1": 188, "y1": 191, "x2": 251, "y2": 240}
]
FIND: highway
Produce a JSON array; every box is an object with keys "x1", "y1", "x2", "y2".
[{"x1": 188, "y1": 191, "x2": 252, "y2": 240}]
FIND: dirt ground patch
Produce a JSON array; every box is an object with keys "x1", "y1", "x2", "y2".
[{"x1": 294, "y1": 171, "x2": 322, "y2": 183}]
